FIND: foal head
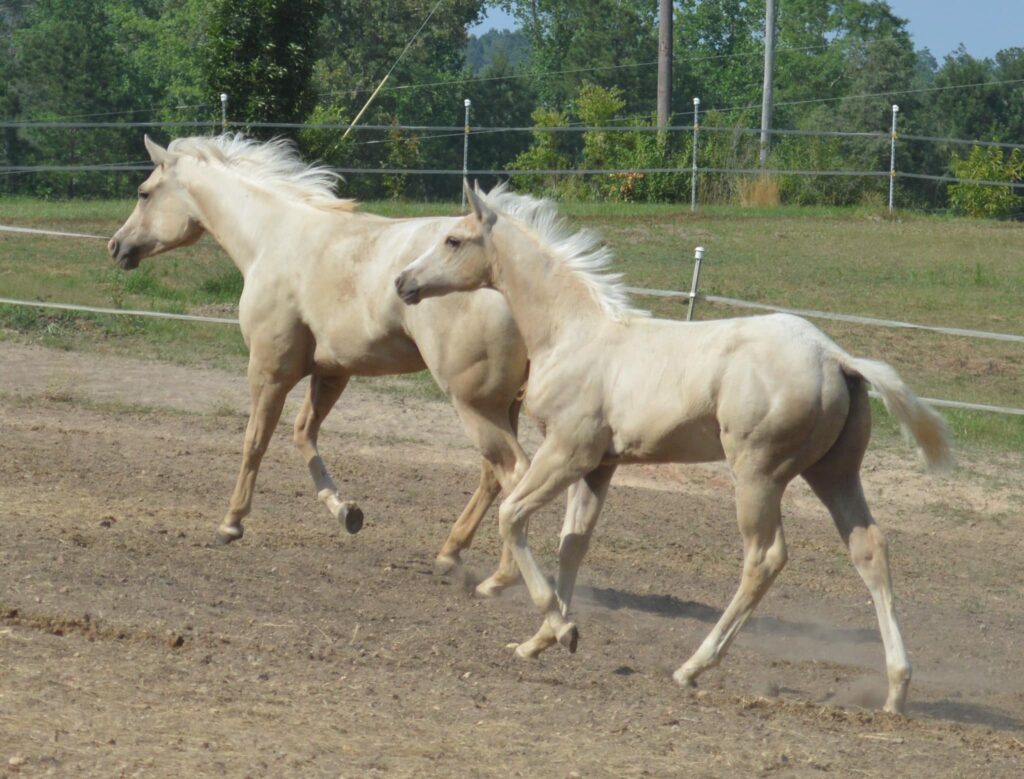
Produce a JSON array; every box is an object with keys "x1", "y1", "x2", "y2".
[
  {"x1": 108, "y1": 135, "x2": 204, "y2": 270},
  {"x1": 395, "y1": 181, "x2": 498, "y2": 305}
]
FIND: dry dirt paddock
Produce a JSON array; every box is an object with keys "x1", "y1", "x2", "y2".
[{"x1": 1, "y1": 341, "x2": 1023, "y2": 777}]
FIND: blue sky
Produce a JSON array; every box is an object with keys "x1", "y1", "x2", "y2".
[{"x1": 470, "y1": 2, "x2": 1023, "y2": 61}]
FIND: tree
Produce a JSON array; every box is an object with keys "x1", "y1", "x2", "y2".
[{"x1": 204, "y1": 0, "x2": 325, "y2": 129}]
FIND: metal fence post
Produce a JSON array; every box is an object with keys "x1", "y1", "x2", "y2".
[
  {"x1": 220, "y1": 93, "x2": 228, "y2": 134},
  {"x1": 686, "y1": 246, "x2": 705, "y2": 321},
  {"x1": 888, "y1": 104, "x2": 899, "y2": 213},
  {"x1": 691, "y1": 97, "x2": 700, "y2": 212},
  {"x1": 461, "y1": 98, "x2": 471, "y2": 210}
]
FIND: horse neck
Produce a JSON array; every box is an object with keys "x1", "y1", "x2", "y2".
[
  {"x1": 183, "y1": 162, "x2": 306, "y2": 277},
  {"x1": 491, "y1": 221, "x2": 608, "y2": 358}
]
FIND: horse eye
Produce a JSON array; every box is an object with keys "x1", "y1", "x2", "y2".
[
  {"x1": 138, "y1": 190, "x2": 150, "y2": 201},
  {"x1": 445, "y1": 236, "x2": 461, "y2": 249}
]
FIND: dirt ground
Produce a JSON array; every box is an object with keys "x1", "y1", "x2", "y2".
[{"x1": 1, "y1": 341, "x2": 1022, "y2": 778}]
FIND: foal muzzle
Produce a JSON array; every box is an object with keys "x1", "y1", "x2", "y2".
[{"x1": 394, "y1": 271, "x2": 422, "y2": 305}]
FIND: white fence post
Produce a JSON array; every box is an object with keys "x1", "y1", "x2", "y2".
[
  {"x1": 461, "y1": 98, "x2": 471, "y2": 210},
  {"x1": 220, "y1": 93, "x2": 228, "y2": 134},
  {"x1": 888, "y1": 104, "x2": 899, "y2": 212},
  {"x1": 686, "y1": 245, "x2": 705, "y2": 321},
  {"x1": 691, "y1": 97, "x2": 701, "y2": 212}
]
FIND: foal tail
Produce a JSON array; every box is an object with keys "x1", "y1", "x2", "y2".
[{"x1": 838, "y1": 354, "x2": 955, "y2": 473}]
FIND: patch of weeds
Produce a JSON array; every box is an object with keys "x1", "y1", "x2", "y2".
[{"x1": 200, "y1": 268, "x2": 244, "y2": 303}]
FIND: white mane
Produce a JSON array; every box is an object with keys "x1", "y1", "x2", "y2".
[
  {"x1": 480, "y1": 183, "x2": 649, "y2": 322},
  {"x1": 167, "y1": 134, "x2": 356, "y2": 211}
]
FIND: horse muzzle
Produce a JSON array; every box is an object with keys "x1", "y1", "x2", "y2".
[
  {"x1": 108, "y1": 237, "x2": 141, "y2": 270},
  {"x1": 394, "y1": 271, "x2": 422, "y2": 305}
]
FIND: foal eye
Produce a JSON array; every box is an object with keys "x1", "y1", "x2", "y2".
[
  {"x1": 138, "y1": 190, "x2": 150, "y2": 201},
  {"x1": 445, "y1": 236, "x2": 462, "y2": 249}
]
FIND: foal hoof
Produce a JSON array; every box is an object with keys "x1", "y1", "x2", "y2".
[
  {"x1": 556, "y1": 623, "x2": 579, "y2": 654},
  {"x1": 338, "y1": 502, "x2": 363, "y2": 534},
  {"x1": 214, "y1": 526, "x2": 243, "y2": 546},
  {"x1": 672, "y1": 667, "x2": 698, "y2": 688}
]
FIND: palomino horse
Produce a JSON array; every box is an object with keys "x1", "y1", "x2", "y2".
[
  {"x1": 394, "y1": 182, "x2": 953, "y2": 714},
  {"x1": 109, "y1": 134, "x2": 533, "y2": 577}
]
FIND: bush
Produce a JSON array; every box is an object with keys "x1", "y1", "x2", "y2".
[{"x1": 949, "y1": 146, "x2": 1024, "y2": 219}]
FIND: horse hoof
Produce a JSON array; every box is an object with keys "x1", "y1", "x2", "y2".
[
  {"x1": 434, "y1": 554, "x2": 461, "y2": 576},
  {"x1": 556, "y1": 623, "x2": 579, "y2": 654},
  {"x1": 339, "y1": 503, "x2": 363, "y2": 534},
  {"x1": 512, "y1": 641, "x2": 541, "y2": 660},
  {"x1": 214, "y1": 526, "x2": 243, "y2": 545},
  {"x1": 474, "y1": 577, "x2": 505, "y2": 599},
  {"x1": 672, "y1": 667, "x2": 698, "y2": 688}
]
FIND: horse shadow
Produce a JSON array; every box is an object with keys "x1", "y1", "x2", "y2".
[{"x1": 576, "y1": 584, "x2": 879, "y2": 645}]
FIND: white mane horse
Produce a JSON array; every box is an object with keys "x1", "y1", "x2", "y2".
[
  {"x1": 109, "y1": 135, "x2": 537, "y2": 580},
  {"x1": 395, "y1": 182, "x2": 954, "y2": 715}
]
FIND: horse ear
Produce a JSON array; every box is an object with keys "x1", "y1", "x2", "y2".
[
  {"x1": 144, "y1": 134, "x2": 173, "y2": 167},
  {"x1": 465, "y1": 179, "x2": 496, "y2": 230}
]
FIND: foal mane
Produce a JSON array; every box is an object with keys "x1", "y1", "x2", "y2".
[
  {"x1": 167, "y1": 134, "x2": 357, "y2": 212},
  {"x1": 481, "y1": 183, "x2": 648, "y2": 322}
]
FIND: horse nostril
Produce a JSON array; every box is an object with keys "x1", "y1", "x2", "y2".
[
  {"x1": 108, "y1": 238, "x2": 119, "y2": 257},
  {"x1": 395, "y1": 272, "x2": 406, "y2": 291}
]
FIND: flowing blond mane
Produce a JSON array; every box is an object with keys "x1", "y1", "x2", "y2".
[
  {"x1": 480, "y1": 183, "x2": 648, "y2": 322},
  {"x1": 168, "y1": 134, "x2": 357, "y2": 212}
]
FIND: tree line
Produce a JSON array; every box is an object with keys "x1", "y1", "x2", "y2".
[{"x1": 1, "y1": 0, "x2": 1021, "y2": 213}]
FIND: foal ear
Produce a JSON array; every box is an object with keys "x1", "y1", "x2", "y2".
[
  {"x1": 464, "y1": 179, "x2": 496, "y2": 230},
  {"x1": 144, "y1": 134, "x2": 174, "y2": 167}
]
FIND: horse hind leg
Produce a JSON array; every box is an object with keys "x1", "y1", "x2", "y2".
[
  {"x1": 292, "y1": 374, "x2": 364, "y2": 534},
  {"x1": 674, "y1": 477, "x2": 788, "y2": 688},
  {"x1": 802, "y1": 388, "x2": 911, "y2": 715},
  {"x1": 434, "y1": 397, "x2": 521, "y2": 574}
]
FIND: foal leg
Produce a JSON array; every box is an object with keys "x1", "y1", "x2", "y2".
[
  {"x1": 497, "y1": 438, "x2": 597, "y2": 653},
  {"x1": 292, "y1": 374, "x2": 363, "y2": 534},
  {"x1": 674, "y1": 477, "x2": 788, "y2": 687},
  {"x1": 804, "y1": 470, "x2": 912, "y2": 714},
  {"x1": 514, "y1": 464, "x2": 616, "y2": 659},
  {"x1": 216, "y1": 367, "x2": 301, "y2": 544}
]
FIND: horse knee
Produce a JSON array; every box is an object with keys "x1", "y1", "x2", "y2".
[
  {"x1": 849, "y1": 524, "x2": 887, "y2": 570},
  {"x1": 497, "y1": 502, "x2": 527, "y2": 541}
]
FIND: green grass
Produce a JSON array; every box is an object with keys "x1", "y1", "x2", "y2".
[{"x1": 2, "y1": 196, "x2": 1022, "y2": 450}]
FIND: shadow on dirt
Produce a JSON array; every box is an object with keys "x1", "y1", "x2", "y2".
[
  {"x1": 912, "y1": 699, "x2": 1024, "y2": 731},
  {"x1": 577, "y1": 585, "x2": 879, "y2": 645}
]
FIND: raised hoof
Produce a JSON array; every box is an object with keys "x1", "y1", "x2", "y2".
[
  {"x1": 433, "y1": 554, "x2": 461, "y2": 576},
  {"x1": 556, "y1": 623, "x2": 579, "y2": 654},
  {"x1": 474, "y1": 577, "x2": 507, "y2": 599},
  {"x1": 214, "y1": 526, "x2": 243, "y2": 546},
  {"x1": 338, "y1": 503, "x2": 363, "y2": 534},
  {"x1": 512, "y1": 641, "x2": 542, "y2": 660}
]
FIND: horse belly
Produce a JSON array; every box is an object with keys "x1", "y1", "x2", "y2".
[
  {"x1": 313, "y1": 331, "x2": 426, "y2": 376},
  {"x1": 610, "y1": 415, "x2": 724, "y2": 464}
]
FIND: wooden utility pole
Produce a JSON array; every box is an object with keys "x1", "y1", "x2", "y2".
[
  {"x1": 657, "y1": 0, "x2": 673, "y2": 130},
  {"x1": 759, "y1": 0, "x2": 777, "y2": 167}
]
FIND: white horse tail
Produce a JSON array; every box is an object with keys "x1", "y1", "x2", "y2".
[{"x1": 838, "y1": 354, "x2": 955, "y2": 472}]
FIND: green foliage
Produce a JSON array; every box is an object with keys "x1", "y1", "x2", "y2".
[
  {"x1": 204, "y1": 0, "x2": 324, "y2": 128},
  {"x1": 949, "y1": 146, "x2": 1024, "y2": 219},
  {"x1": 507, "y1": 107, "x2": 572, "y2": 196}
]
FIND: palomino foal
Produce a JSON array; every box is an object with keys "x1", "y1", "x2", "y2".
[
  {"x1": 109, "y1": 135, "x2": 534, "y2": 576},
  {"x1": 395, "y1": 182, "x2": 953, "y2": 714}
]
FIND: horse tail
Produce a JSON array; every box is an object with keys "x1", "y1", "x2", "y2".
[{"x1": 838, "y1": 354, "x2": 955, "y2": 473}]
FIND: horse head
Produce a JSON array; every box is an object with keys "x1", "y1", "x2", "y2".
[
  {"x1": 108, "y1": 135, "x2": 205, "y2": 270},
  {"x1": 395, "y1": 180, "x2": 497, "y2": 305}
]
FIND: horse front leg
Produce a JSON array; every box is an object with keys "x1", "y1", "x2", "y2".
[
  {"x1": 514, "y1": 464, "x2": 617, "y2": 658},
  {"x1": 292, "y1": 374, "x2": 363, "y2": 534},
  {"x1": 215, "y1": 368, "x2": 300, "y2": 544},
  {"x1": 495, "y1": 437, "x2": 595, "y2": 655}
]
